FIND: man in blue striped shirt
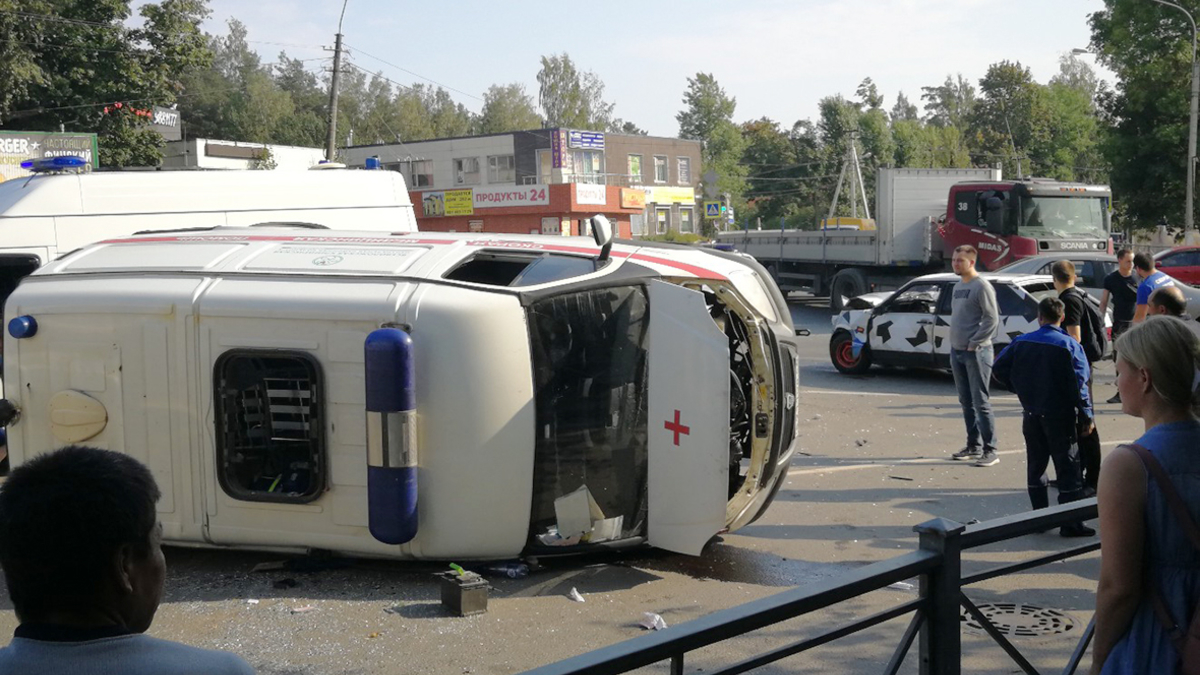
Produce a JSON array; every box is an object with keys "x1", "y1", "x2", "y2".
[{"x1": 993, "y1": 297, "x2": 1095, "y2": 537}]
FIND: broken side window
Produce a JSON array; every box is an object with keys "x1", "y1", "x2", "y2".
[
  {"x1": 214, "y1": 352, "x2": 324, "y2": 503},
  {"x1": 526, "y1": 286, "x2": 649, "y2": 548}
]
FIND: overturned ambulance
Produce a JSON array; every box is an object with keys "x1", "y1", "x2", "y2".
[{"x1": 0, "y1": 222, "x2": 800, "y2": 558}]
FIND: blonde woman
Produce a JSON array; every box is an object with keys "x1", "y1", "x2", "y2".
[{"x1": 1093, "y1": 317, "x2": 1200, "y2": 674}]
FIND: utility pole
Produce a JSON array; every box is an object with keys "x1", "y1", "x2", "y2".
[{"x1": 325, "y1": 1, "x2": 350, "y2": 161}]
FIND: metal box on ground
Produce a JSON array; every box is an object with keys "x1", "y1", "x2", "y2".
[{"x1": 437, "y1": 571, "x2": 490, "y2": 616}]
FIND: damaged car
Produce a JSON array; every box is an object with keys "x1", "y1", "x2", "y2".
[
  {"x1": 0, "y1": 219, "x2": 800, "y2": 559},
  {"x1": 829, "y1": 272, "x2": 1072, "y2": 375}
]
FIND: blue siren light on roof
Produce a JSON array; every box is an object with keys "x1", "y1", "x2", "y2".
[
  {"x1": 19, "y1": 156, "x2": 88, "y2": 172},
  {"x1": 8, "y1": 316, "x2": 37, "y2": 339}
]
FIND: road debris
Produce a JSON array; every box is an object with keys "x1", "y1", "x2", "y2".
[
  {"x1": 567, "y1": 587, "x2": 585, "y2": 603},
  {"x1": 638, "y1": 612, "x2": 668, "y2": 631}
]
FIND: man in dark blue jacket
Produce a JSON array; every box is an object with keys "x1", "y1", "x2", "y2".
[{"x1": 993, "y1": 297, "x2": 1095, "y2": 537}]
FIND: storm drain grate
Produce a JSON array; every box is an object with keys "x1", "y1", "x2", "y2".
[{"x1": 960, "y1": 603, "x2": 1079, "y2": 637}]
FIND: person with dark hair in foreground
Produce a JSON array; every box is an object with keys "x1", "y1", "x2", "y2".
[
  {"x1": 0, "y1": 446, "x2": 254, "y2": 674},
  {"x1": 993, "y1": 297, "x2": 1095, "y2": 537}
]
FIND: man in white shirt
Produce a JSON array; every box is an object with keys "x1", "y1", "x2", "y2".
[{"x1": 0, "y1": 446, "x2": 255, "y2": 675}]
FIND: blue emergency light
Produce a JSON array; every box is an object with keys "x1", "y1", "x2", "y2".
[
  {"x1": 8, "y1": 316, "x2": 37, "y2": 339},
  {"x1": 363, "y1": 328, "x2": 418, "y2": 545},
  {"x1": 19, "y1": 155, "x2": 88, "y2": 173}
]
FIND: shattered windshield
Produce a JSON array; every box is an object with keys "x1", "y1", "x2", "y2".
[{"x1": 1019, "y1": 196, "x2": 1107, "y2": 240}]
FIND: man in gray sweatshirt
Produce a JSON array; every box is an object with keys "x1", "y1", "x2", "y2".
[{"x1": 948, "y1": 245, "x2": 1000, "y2": 466}]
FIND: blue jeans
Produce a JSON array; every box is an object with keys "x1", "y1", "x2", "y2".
[{"x1": 950, "y1": 346, "x2": 997, "y2": 452}]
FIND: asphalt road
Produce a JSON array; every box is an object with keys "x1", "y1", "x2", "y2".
[{"x1": 0, "y1": 297, "x2": 1141, "y2": 675}]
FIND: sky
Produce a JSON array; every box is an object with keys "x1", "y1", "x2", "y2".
[{"x1": 158, "y1": 0, "x2": 1116, "y2": 137}]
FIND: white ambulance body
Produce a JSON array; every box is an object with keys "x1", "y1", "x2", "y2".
[{"x1": 1, "y1": 227, "x2": 800, "y2": 559}]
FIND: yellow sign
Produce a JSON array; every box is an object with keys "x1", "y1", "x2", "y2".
[
  {"x1": 444, "y1": 189, "x2": 474, "y2": 216},
  {"x1": 620, "y1": 188, "x2": 647, "y2": 209},
  {"x1": 643, "y1": 186, "x2": 695, "y2": 204}
]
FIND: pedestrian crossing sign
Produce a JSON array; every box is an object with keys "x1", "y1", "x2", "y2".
[{"x1": 704, "y1": 201, "x2": 721, "y2": 219}]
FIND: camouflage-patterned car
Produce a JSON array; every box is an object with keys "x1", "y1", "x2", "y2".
[{"x1": 829, "y1": 272, "x2": 1073, "y2": 375}]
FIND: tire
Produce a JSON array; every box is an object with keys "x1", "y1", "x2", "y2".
[
  {"x1": 830, "y1": 331, "x2": 872, "y2": 374},
  {"x1": 830, "y1": 269, "x2": 868, "y2": 312}
]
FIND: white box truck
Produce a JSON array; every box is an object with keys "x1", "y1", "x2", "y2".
[{"x1": 717, "y1": 168, "x2": 1112, "y2": 310}]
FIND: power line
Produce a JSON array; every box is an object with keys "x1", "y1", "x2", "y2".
[
  {"x1": 0, "y1": 38, "x2": 139, "y2": 55},
  {"x1": 344, "y1": 43, "x2": 483, "y2": 102}
]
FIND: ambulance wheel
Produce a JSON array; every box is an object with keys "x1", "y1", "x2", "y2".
[{"x1": 831, "y1": 331, "x2": 871, "y2": 374}]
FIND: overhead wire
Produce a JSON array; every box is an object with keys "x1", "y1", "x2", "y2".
[{"x1": 343, "y1": 42, "x2": 483, "y2": 103}]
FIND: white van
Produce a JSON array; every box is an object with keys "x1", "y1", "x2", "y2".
[
  {"x1": 0, "y1": 165, "x2": 417, "y2": 308},
  {"x1": 0, "y1": 223, "x2": 800, "y2": 560}
]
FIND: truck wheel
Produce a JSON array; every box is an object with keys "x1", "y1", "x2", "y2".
[
  {"x1": 830, "y1": 331, "x2": 872, "y2": 374},
  {"x1": 830, "y1": 270, "x2": 867, "y2": 312}
]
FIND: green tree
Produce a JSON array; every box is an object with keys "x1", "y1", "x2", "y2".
[
  {"x1": 969, "y1": 61, "x2": 1051, "y2": 176},
  {"x1": 891, "y1": 92, "x2": 920, "y2": 122},
  {"x1": 1, "y1": 0, "x2": 211, "y2": 166},
  {"x1": 1090, "y1": 0, "x2": 1190, "y2": 227},
  {"x1": 677, "y1": 72, "x2": 747, "y2": 211},
  {"x1": 613, "y1": 119, "x2": 647, "y2": 135},
  {"x1": 536, "y1": 53, "x2": 615, "y2": 130},
  {"x1": 921, "y1": 74, "x2": 976, "y2": 128},
  {"x1": 478, "y1": 83, "x2": 542, "y2": 134}
]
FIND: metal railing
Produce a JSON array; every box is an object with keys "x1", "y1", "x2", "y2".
[{"x1": 521, "y1": 500, "x2": 1099, "y2": 675}]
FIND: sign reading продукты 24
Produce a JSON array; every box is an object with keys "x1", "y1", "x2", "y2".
[{"x1": 568, "y1": 131, "x2": 605, "y2": 150}]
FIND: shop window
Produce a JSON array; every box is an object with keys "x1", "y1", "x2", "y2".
[
  {"x1": 454, "y1": 157, "x2": 481, "y2": 185},
  {"x1": 214, "y1": 352, "x2": 324, "y2": 503},
  {"x1": 628, "y1": 154, "x2": 642, "y2": 183},
  {"x1": 654, "y1": 156, "x2": 668, "y2": 183},
  {"x1": 572, "y1": 150, "x2": 603, "y2": 184},
  {"x1": 537, "y1": 149, "x2": 552, "y2": 184},
  {"x1": 677, "y1": 157, "x2": 691, "y2": 184},
  {"x1": 488, "y1": 154, "x2": 515, "y2": 183},
  {"x1": 680, "y1": 208, "x2": 694, "y2": 234},
  {"x1": 406, "y1": 160, "x2": 433, "y2": 188},
  {"x1": 630, "y1": 214, "x2": 646, "y2": 236},
  {"x1": 656, "y1": 208, "x2": 670, "y2": 234}
]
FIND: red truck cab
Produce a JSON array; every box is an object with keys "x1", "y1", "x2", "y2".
[{"x1": 940, "y1": 179, "x2": 1112, "y2": 270}]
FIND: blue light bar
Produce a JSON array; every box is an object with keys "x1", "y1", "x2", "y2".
[{"x1": 19, "y1": 156, "x2": 88, "y2": 173}]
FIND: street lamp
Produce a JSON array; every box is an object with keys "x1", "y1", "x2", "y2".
[{"x1": 1147, "y1": 0, "x2": 1200, "y2": 236}]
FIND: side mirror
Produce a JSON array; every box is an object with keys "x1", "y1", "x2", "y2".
[{"x1": 590, "y1": 215, "x2": 614, "y2": 263}]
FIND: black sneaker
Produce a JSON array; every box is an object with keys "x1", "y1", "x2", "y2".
[
  {"x1": 1107, "y1": 393, "x2": 1121, "y2": 404},
  {"x1": 974, "y1": 450, "x2": 1000, "y2": 467},
  {"x1": 1060, "y1": 523, "x2": 1096, "y2": 538},
  {"x1": 952, "y1": 447, "x2": 983, "y2": 461}
]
